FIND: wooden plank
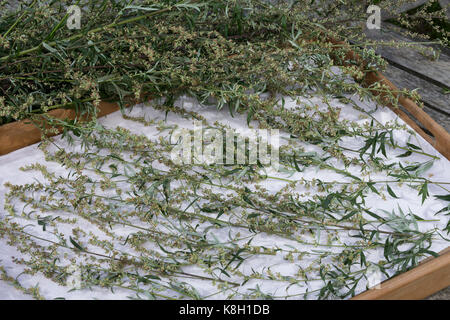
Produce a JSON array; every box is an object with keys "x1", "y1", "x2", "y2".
[
  {"x1": 364, "y1": 26, "x2": 450, "y2": 88},
  {"x1": 352, "y1": 248, "x2": 450, "y2": 300},
  {"x1": 381, "y1": 64, "x2": 450, "y2": 133},
  {"x1": 382, "y1": 64, "x2": 450, "y2": 116}
]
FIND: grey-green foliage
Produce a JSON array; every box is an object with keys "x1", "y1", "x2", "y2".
[{"x1": 1, "y1": 0, "x2": 444, "y2": 126}]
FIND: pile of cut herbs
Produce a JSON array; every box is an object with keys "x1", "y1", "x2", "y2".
[
  {"x1": 0, "y1": 0, "x2": 449, "y2": 300},
  {"x1": 3, "y1": 0, "x2": 449, "y2": 125}
]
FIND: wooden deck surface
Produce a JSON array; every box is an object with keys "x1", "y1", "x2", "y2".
[{"x1": 364, "y1": 23, "x2": 450, "y2": 133}]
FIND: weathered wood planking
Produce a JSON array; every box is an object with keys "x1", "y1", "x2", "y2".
[
  {"x1": 365, "y1": 26, "x2": 450, "y2": 88},
  {"x1": 383, "y1": 64, "x2": 450, "y2": 115},
  {"x1": 381, "y1": 64, "x2": 450, "y2": 132},
  {"x1": 362, "y1": 23, "x2": 450, "y2": 139}
]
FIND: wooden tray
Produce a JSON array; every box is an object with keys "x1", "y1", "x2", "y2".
[{"x1": 0, "y1": 42, "x2": 449, "y2": 300}]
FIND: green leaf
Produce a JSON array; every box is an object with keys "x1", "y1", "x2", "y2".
[
  {"x1": 145, "y1": 274, "x2": 161, "y2": 280},
  {"x1": 137, "y1": 274, "x2": 162, "y2": 284},
  {"x1": 397, "y1": 150, "x2": 412, "y2": 158},
  {"x1": 163, "y1": 179, "x2": 171, "y2": 203},
  {"x1": 406, "y1": 143, "x2": 421, "y2": 150},
  {"x1": 340, "y1": 211, "x2": 358, "y2": 221},
  {"x1": 201, "y1": 206, "x2": 218, "y2": 213},
  {"x1": 359, "y1": 138, "x2": 374, "y2": 158},
  {"x1": 247, "y1": 107, "x2": 254, "y2": 125},
  {"x1": 370, "y1": 132, "x2": 378, "y2": 158},
  {"x1": 367, "y1": 182, "x2": 380, "y2": 195},
  {"x1": 411, "y1": 214, "x2": 425, "y2": 221},
  {"x1": 435, "y1": 205, "x2": 450, "y2": 214},
  {"x1": 42, "y1": 42, "x2": 57, "y2": 53},
  {"x1": 125, "y1": 6, "x2": 159, "y2": 12},
  {"x1": 435, "y1": 194, "x2": 450, "y2": 202},
  {"x1": 175, "y1": 2, "x2": 204, "y2": 12},
  {"x1": 69, "y1": 236, "x2": 85, "y2": 251},
  {"x1": 364, "y1": 209, "x2": 385, "y2": 222},
  {"x1": 418, "y1": 182, "x2": 428, "y2": 204},
  {"x1": 422, "y1": 250, "x2": 439, "y2": 258},
  {"x1": 360, "y1": 251, "x2": 366, "y2": 267},
  {"x1": 383, "y1": 238, "x2": 392, "y2": 261},
  {"x1": 321, "y1": 193, "x2": 336, "y2": 210},
  {"x1": 292, "y1": 153, "x2": 302, "y2": 172},
  {"x1": 242, "y1": 194, "x2": 254, "y2": 207},
  {"x1": 403, "y1": 163, "x2": 421, "y2": 172},
  {"x1": 389, "y1": 130, "x2": 395, "y2": 146},
  {"x1": 415, "y1": 160, "x2": 433, "y2": 176},
  {"x1": 378, "y1": 136, "x2": 387, "y2": 157},
  {"x1": 386, "y1": 185, "x2": 398, "y2": 199}
]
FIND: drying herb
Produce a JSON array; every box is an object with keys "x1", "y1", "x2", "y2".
[
  {"x1": 1, "y1": 0, "x2": 443, "y2": 125},
  {"x1": 2, "y1": 100, "x2": 449, "y2": 299}
]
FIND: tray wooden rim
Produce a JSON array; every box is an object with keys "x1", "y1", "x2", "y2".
[{"x1": 352, "y1": 247, "x2": 450, "y2": 300}]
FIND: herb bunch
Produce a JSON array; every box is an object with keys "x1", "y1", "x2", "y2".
[{"x1": 0, "y1": 0, "x2": 443, "y2": 125}]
